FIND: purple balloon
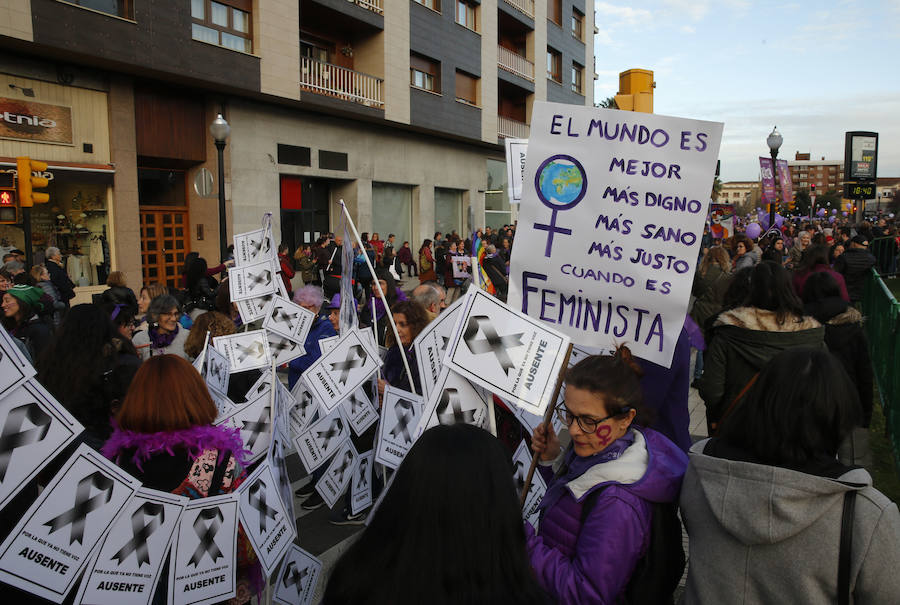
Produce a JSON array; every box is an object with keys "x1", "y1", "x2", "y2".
[
  {"x1": 816, "y1": 208, "x2": 826, "y2": 217},
  {"x1": 829, "y1": 216, "x2": 836, "y2": 223},
  {"x1": 745, "y1": 223, "x2": 762, "y2": 239},
  {"x1": 832, "y1": 209, "x2": 837, "y2": 215},
  {"x1": 774, "y1": 214, "x2": 784, "y2": 228},
  {"x1": 842, "y1": 211, "x2": 848, "y2": 217}
]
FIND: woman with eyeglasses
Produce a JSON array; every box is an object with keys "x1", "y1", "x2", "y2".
[
  {"x1": 132, "y1": 294, "x2": 191, "y2": 360},
  {"x1": 527, "y1": 346, "x2": 688, "y2": 604}
]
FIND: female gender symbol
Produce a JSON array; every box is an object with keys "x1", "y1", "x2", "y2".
[{"x1": 532, "y1": 154, "x2": 588, "y2": 257}]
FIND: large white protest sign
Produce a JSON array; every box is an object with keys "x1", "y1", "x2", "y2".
[
  {"x1": 76, "y1": 488, "x2": 187, "y2": 605},
  {"x1": 505, "y1": 137, "x2": 528, "y2": 205},
  {"x1": 237, "y1": 462, "x2": 295, "y2": 576},
  {"x1": 229, "y1": 259, "x2": 280, "y2": 302},
  {"x1": 273, "y1": 545, "x2": 322, "y2": 605},
  {"x1": 315, "y1": 439, "x2": 358, "y2": 509},
  {"x1": 264, "y1": 296, "x2": 317, "y2": 344},
  {"x1": 350, "y1": 449, "x2": 374, "y2": 516},
  {"x1": 0, "y1": 326, "x2": 33, "y2": 398},
  {"x1": 293, "y1": 405, "x2": 350, "y2": 473},
  {"x1": 412, "y1": 294, "x2": 467, "y2": 398},
  {"x1": 513, "y1": 440, "x2": 546, "y2": 529},
  {"x1": 204, "y1": 345, "x2": 230, "y2": 398},
  {"x1": 233, "y1": 227, "x2": 276, "y2": 267},
  {"x1": 168, "y1": 494, "x2": 239, "y2": 605},
  {"x1": 507, "y1": 102, "x2": 723, "y2": 367},
  {"x1": 214, "y1": 394, "x2": 273, "y2": 465},
  {"x1": 214, "y1": 330, "x2": 272, "y2": 373},
  {"x1": 301, "y1": 330, "x2": 381, "y2": 413},
  {"x1": 0, "y1": 444, "x2": 141, "y2": 603},
  {"x1": 443, "y1": 287, "x2": 569, "y2": 416},
  {"x1": 343, "y1": 387, "x2": 378, "y2": 436},
  {"x1": 414, "y1": 368, "x2": 490, "y2": 438},
  {"x1": 288, "y1": 384, "x2": 319, "y2": 437},
  {"x1": 375, "y1": 386, "x2": 424, "y2": 470},
  {"x1": 0, "y1": 379, "x2": 84, "y2": 512}
]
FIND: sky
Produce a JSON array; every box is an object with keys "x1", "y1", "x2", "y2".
[{"x1": 592, "y1": 0, "x2": 900, "y2": 182}]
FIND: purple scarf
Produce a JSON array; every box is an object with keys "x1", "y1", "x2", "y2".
[
  {"x1": 148, "y1": 322, "x2": 179, "y2": 349},
  {"x1": 102, "y1": 424, "x2": 250, "y2": 471}
]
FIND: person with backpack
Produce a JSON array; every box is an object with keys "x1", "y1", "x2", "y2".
[{"x1": 527, "y1": 346, "x2": 688, "y2": 604}]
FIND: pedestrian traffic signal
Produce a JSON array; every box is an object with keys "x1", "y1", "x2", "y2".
[
  {"x1": 0, "y1": 186, "x2": 18, "y2": 224},
  {"x1": 788, "y1": 198, "x2": 796, "y2": 212},
  {"x1": 16, "y1": 156, "x2": 49, "y2": 207}
]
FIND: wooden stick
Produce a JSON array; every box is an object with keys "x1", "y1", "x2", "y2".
[{"x1": 520, "y1": 342, "x2": 573, "y2": 510}]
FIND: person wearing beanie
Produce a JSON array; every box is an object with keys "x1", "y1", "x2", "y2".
[{"x1": 2, "y1": 284, "x2": 52, "y2": 361}]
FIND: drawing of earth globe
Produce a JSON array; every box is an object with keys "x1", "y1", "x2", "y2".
[{"x1": 535, "y1": 154, "x2": 587, "y2": 211}]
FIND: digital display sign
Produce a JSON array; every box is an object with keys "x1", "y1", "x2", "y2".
[{"x1": 843, "y1": 183, "x2": 876, "y2": 199}]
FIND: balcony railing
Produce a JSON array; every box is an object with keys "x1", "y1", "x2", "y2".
[
  {"x1": 353, "y1": 0, "x2": 384, "y2": 15},
  {"x1": 502, "y1": 0, "x2": 534, "y2": 18},
  {"x1": 498, "y1": 46, "x2": 534, "y2": 81},
  {"x1": 498, "y1": 116, "x2": 529, "y2": 139},
  {"x1": 300, "y1": 57, "x2": 384, "y2": 108}
]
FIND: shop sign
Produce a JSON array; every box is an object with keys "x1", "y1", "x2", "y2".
[{"x1": 0, "y1": 97, "x2": 73, "y2": 145}]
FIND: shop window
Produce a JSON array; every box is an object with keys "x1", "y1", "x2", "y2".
[
  {"x1": 571, "y1": 62, "x2": 584, "y2": 94},
  {"x1": 486, "y1": 159, "x2": 511, "y2": 229},
  {"x1": 191, "y1": 0, "x2": 252, "y2": 54},
  {"x1": 411, "y1": 53, "x2": 441, "y2": 93},
  {"x1": 373, "y1": 183, "x2": 412, "y2": 250},
  {"x1": 455, "y1": 0, "x2": 477, "y2": 31},
  {"x1": 547, "y1": 47, "x2": 562, "y2": 83},
  {"x1": 413, "y1": 0, "x2": 440, "y2": 12},
  {"x1": 571, "y1": 9, "x2": 584, "y2": 41},
  {"x1": 455, "y1": 71, "x2": 479, "y2": 106},
  {"x1": 547, "y1": 0, "x2": 562, "y2": 26},
  {"x1": 435, "y1": 188, "x2": 464, "y2": 236},
  {"x1": 64, "y1": 0, "x2": 134, "y2": 19}
]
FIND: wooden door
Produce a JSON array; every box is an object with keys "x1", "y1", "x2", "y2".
[{"x1": 140, "y1": 207, "x2": 190, "y2": 289}]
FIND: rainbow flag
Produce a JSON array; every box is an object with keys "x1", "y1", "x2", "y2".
[{"x1": 471, "y1": 233, "x2": 495, "y2": 295}]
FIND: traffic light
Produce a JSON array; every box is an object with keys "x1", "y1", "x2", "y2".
[
  {"x1": 788, "y1": 197, "x2": 796, "y2": 212},
  {"x1": 614, "y1": 69, "x2": 655, "y2": 113},
  {"x1": 16, "y1": 156, "x2": 49, "y2": 207},
  {"x1": 0, "y1": 182, "x2": 17, "y2": 225}
]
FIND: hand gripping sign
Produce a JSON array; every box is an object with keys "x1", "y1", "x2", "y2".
[
  {"x1": 168, "y1": 494, "x2": 239, "y2": 605},
  {"x1": 237, "y1": 462, "x2": 296, "y2": 576},
  {"x1": 0, "y1": 444, "x2": 141, "y2": 603},
  {"x1": 301, "y1": 330, "x2": 381, "y2": 414},
  {"x1": 443, "y1": 287, "x2": 570, "y2": 417},
  {"x1": 375, "y1": 386, "x2": 424, "y2": 470},
  {"x1": 77, "y1": 489, "x2": 188, "y2": 605},
  {"x1": 273, "y1": 545, "x2": 322, "y2": 605}
]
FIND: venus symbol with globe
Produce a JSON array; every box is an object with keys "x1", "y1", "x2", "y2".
[{"x1": 533, "y1": 154, "x2": 588, "y2": 257}]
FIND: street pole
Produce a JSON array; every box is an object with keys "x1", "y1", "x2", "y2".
[
  {"x1": 216, "y1": 139, "x2": 227, "y2": 262},
  {"x1": 769, "y1": 148, "x2": 778, "y2": 232},
  {"x1": 22, "y1": 206, "x2": 32, "y2": 268}
]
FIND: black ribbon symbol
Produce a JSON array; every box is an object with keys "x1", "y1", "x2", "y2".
[
  {"x1": 332, "y1": 451, "x2": 354, "y2": 484},
  {"x1": 248, "y1": 270, "x2": 272, "y2": 292},
  {"x1": 242, "y1": 405, "x2": 271, "y2": 449},
  {"x1": 251, "y1": 235, "x2": 271, "y2": 257},
  {"x1": 463, "y1": 315, "x2": 525, "y2": 374},
  {"x1": 329, "y1": 345, "x2": 367, "y2": 385},
  {"x1": 271, "y1": 305, "x2": 300, "y2": 331},
  {"x1": 0, "y1": 402, "x2": 52, "y2": 482},
  {"x1": 236, "y1": 340, "x2": 265, "y2": 363},
  {"x1": 248, "y1": 479, "x2": 278, "y2": 535},
  {"x1": 348, "y1": 393, "x2": 366, "y2": 415},
  {"x1": 389, "y1": 399, "x2": 415, "y2": 444},
  {"x1": 270, "y1": 338, "x2": 299, "y2": 356},
  {"x1": 316, "y1": 418, "x2": 343, "y2": 450},
  {"x1": 294, "y1": 392, "x2": 313, "y2": 425},
  {"x1": 282, "y1": 560, "x2": 309, "y2": 595},
  {"x1": 514, "y1": 460, "x2": 526, "y2": 495},
  {"x1": 188, "y1": 507, "x2": 224, "y2": 567},
  {"x1": 111, "y1": 501, "x2": 165, "y2": 567},
  {"x1": 436, "y1": 388, "x2": 476, "y2": 425},
  {"x1": 44, "y1": 471, "x2": 114, "y2": 545},
  {"x1": 208, "y1": 360, "x2": 226, "y2": 384},
  {"x1": 356, "y1": 458, "x2": 369, "y2": 490}
]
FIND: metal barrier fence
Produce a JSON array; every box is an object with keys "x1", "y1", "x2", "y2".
[
  {"x1": 870, "y1": 236, "x2": 898, "y2": 277},
  {"x1": 862, "y1": 269, "x2": 900, "y2": 470}
]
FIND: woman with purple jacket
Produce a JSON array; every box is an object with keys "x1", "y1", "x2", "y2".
[{"x1": 528, "y1": 346, "x2": 688, "y2": 604}]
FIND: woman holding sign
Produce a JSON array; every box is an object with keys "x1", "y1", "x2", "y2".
[{"x1": 528, "y1": 347, "x2": 688, "y2": 604}]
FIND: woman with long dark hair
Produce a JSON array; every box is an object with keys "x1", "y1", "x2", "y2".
[
  {"x1": 183, "y1": 256, "x2": 218, "y2": 316},
  {"x1": 682, "y1": 348, "x2": 900, "y2": 604},
  {"x1": 323, "y1": 424, "x2": 547, "y2": 605},
  {"x1": 377, "y1": 300, "x2": 428, "y2": 396},
  {"x1": 418, "y1": 239, "x2": 436, "y2": 283},
  {"x1": 690, "y1": 246, "x2": 732, "y2": 384}
]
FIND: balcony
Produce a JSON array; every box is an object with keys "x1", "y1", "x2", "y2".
[
  {"x1": 498, "y1": 116, "x2": 529, "y2": 139},
  {"x1": 353, "y1": 0, "x2": 383, "y2": 15},
  {"x1": 498, "y1": 46, "x2": 534, "y2": 81},
  {"x1": 300, "y1": 57, "x2": 384, "y2": 108},
  {"x1": 503, "y1": 0, "x2": 534, "y2": 18}
]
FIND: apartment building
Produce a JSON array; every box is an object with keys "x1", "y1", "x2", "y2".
[
  {"x1": 0, "y1": 0, "x2": 593, "y2": 295},
  {"x1": 718, "y1": 180, "x2": 760, "y2": 210},
  {"x1": 788, "y1": 152, "x2": 844, "y2": 193}
]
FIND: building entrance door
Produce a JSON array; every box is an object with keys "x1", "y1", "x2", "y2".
[{"x1": 139, "y1": 207, "x2": 190, "y2": 289}]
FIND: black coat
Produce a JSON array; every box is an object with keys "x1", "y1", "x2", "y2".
[
  {"x1": 833, "y1": 248, "x2": 876, "y2": 302},
  {"x1": 46, "y1": 259, "x2": 75, "y2": 302}
]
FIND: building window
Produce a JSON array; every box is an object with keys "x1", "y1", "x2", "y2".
[
  {"x1": 411, "y1": 54, "x2": 441, "y2": 93},
  {"x1": 435, "y1": 188, "x2": 464, "y2": 236},
  {"x1": 547, "y1": 0, "x2": 562, "y2": 25},
  {"x1": 571, "y1": 62, "x2": 584, "y2": 94},
  {"x1": 571, "y1": 9, "x2": 584, "y2": 41},
  {"x1": 455, "y1": 70, "x2": 479, "y2": 105},
  {"x1": 456, "y1": 0, "x2": 477, "y2": 31},
  {"x1": 191, "y1": 0, "x2": 252, "y2": 53},
  {"x1": 413, "y1": 0, "x2": 440, "y2": 11},
  {"x1": 64, "y1": 0, "x2": 134, "y2": 19},
  {"x1": 547, "y1": 48, "x2": 562, "y2": 82},
  {"x1": 373, "y1": 183, "x2": 413, "y2": 253}
]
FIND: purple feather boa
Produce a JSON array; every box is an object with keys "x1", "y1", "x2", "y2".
[{"x1": 102, "y1": 424, "x2": 251, "y2": 471}]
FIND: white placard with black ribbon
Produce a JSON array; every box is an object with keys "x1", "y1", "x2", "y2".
[
  {"x1": 412, "y1": 294, "x2": 467, "y2": 398},
  {"x1": 76, "y1": 488, "x2": 188, "y2": 605},
  {"x1": 167, "y1": 494, "x2": 239, "y2": 605},
  {"x1": 263, "y1": 296, "x2": 317, "y2": 345},
  {"x1": 273, "y1": 379, "x2": 295, "y2": 444},
  {"x1": 204, "y1": 345, "x2": 231, "y2": 399},
  {"x1": 343, "y1": 387, "x2": 378, "y2": 437},
  {"x1": 272, "y1": 544, "x2": 322, "y2": 605},
  {"x1": 266, "y1": 421, "x2": 296, "y2": 530},
  {"x1": 0, "y1": 379, "x2": 84, "y2": 513},
  {"x1": 317, "y1": 334, "x2": 339, "y2": 354},
  {"x1": 233, "y1": 227, "x2": 276, "y2": 267},
  {"x1": 214, "y1": 393, "x2": 273, "y2": 465},
  {"x1": 293, "y1": 405, "x2": 350, "y2": 473},
  {"x1": 236, "y1": 278, "x2": 287, "y2": 325},
  {"x1": 513, "y1": 440, "x2": 546, "y2": 529},
  {"x1": 288, "y1": 384, "x2": 319, "y2": 438},
  {"x1": 0, "y1": 444, "x2": 141, "y2": 603},
  {"x1": 444, "y1": 286, "x2": 570, "y2": 416},
  {"x1": 268, "y1": 332, "x2": 307, "y2": 366},
  {"x1": 374, "y1": 386, "x2": 424, "y2": 470},
  {"x1": 414, "y1": 367, "x2": 490, "y2": 439},
  {"x1": 301, "y1": 330, "x2": 381, "y2": 414},
  {"x1": 0, "y1": 326, "x2": 33, "y2": 398},
  {"x1": 228, "y1": 259, "x2": 280, "y2": 302},
  {"x1": 350, "y1": 449, "x2": 374, "y2": 516},
  {"x1": 315, "y1": 439, "x2": 358, "y2": 509},
  {"x1": 237, "y1": 462, "x2": 295, "y2": 577},
  {"x1": 213, "y1": 330, "x2": 272, "y2": 373}
]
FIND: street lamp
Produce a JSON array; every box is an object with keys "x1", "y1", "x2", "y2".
[
  {"x1": 210, "y1": 113, "x2": 231, "y2": 262},
  {"x1": 766, "y1": 126, "x2": 783, "y2": 231}
]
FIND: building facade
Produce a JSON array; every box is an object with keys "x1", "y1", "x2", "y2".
[
  {"x1": 718, "y1": 180, "x2": 760, "y2": 212},
  {"x1": 0, "y1": 0, "x2": 594, "y2": 295},
  {"x1": 787, "y1": 152, "x2": 844, "y2": 194}
]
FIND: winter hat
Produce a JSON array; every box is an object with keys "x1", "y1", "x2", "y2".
[
  {"x1": 851, "y1": 234, "x2": 869, "y2": 246},
  {"x1": 327, "y1": 293, "x2": 341, "y2": 309},
  {"x1": 6, "y1": 284, "x2": 44, "y2": 312}
]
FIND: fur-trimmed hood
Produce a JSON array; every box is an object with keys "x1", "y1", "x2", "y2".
[{"x1": 714, "y1": 307, "x2": 821, "y2": 332}]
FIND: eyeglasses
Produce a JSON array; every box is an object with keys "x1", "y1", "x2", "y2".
[
  {"x1": 554, "y1": 404, "x2": 630, "y2": 434},
  {"x1": 159, "y1": 311, "x2": 180, "y2": 319}
]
